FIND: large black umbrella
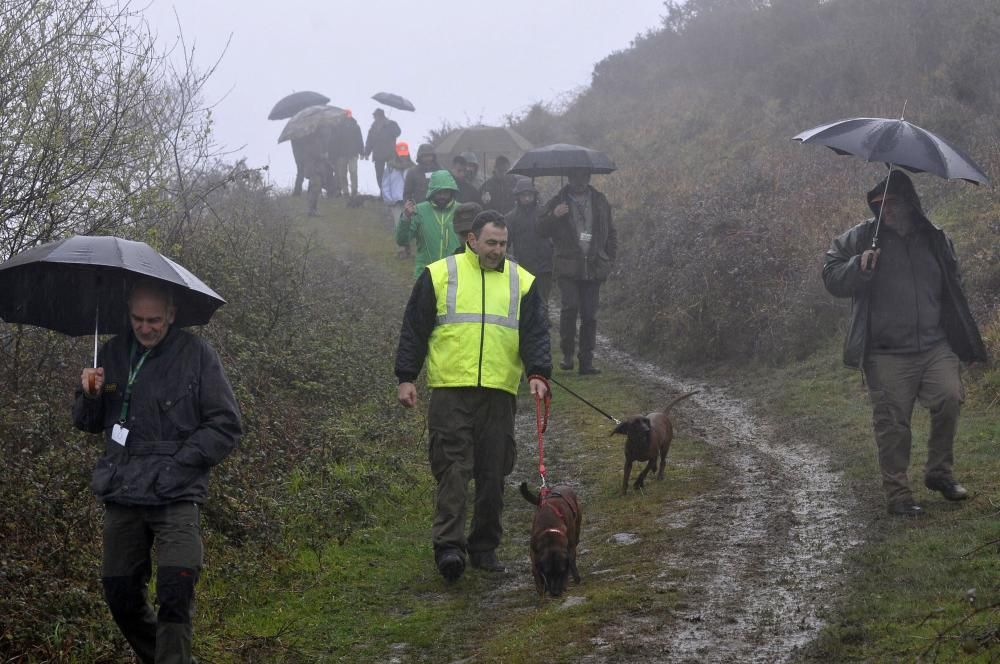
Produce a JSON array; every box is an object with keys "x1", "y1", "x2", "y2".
[
  {"x1": 794, "y1": 116, "x2": 989, "y2": 248},
  {"x1": 793, "y1": 117, "x2": 989, "y2": 184},
  {"x1": 0, "y1": 235, "x2": 225, "y2": 366},
  {"x1": 508, "y1": 143, "x2": 617, "y2": 177},
  {"x1": 268, "y1": 91, "x2": 331, "y2": 120},
  {"x1": 371, "y1": 92, "x2": 415, "y2": 112}
]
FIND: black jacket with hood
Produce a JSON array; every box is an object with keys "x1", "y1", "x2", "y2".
[
  {"x1": 538, "y1": 184, "x2": 616, "y2": 281},
  {"x1": 73, "y1": 326, "x2": 242, "y2": 506},
  {"x1": 822, "y1": 171, "x2": 988, "y2": 367}
]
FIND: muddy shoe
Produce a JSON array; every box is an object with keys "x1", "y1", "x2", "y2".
[
  {"x1": 437, "y1": 551, "x2": 465, "y2": 582},
  {"x1": 559, "y1": 358, "x2": 574, "y2": 371},
  {"x1": 469, "y1": 551, "x2": 507, "y2": 573},
  {"x1": 578, "y1": 366, "x2": 601, "y2": 376},
  {"x1": 887, "y1": 500, "x2": 922, "y2": 517},
  {"x1": 925, "y1": 477, "x2": 968, "y2": 501}
]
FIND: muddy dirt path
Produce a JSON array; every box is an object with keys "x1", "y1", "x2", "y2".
[{"x1": 564, "y1": 338, "x2": 865, "y2": 663}]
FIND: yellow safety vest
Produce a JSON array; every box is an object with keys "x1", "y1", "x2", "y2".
[{"x1": 426, "y1": 246, "x2": 535, "y2": 395}]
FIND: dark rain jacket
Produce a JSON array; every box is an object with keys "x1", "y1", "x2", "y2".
[
  {"x1": 73, "y1": 327, "x2": 242, "y2": 506},
  {"x1": 365, "y1": 117, "x2": 402, "y2": 162},
  {"x1": 395, "y1": 257, "x2": 552, "y2": 385},
  {"x1": 822, "y1": 176, "x2": 988, "y2": 368},
  {"x1": 506, "y1": 201, "x2": 552, "y2": 276},
  {"x1": 538, "y1": 185, "x2": 617, "y2": 281},
  {"x1": 481, "y1": 173, "x2": 518, "y2": 215},
  {"x1": 403, "y1": 144, "x2": 440, "y2": 203},
  {"x1": 329, "y1": 116, "x2": 365, "y2": 160}
]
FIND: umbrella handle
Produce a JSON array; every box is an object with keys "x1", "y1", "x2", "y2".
[
  {"x1": 870, "y1": 163, "x2": 895, "y2": 250},
  {"x1": 90, "y1": 303, "x2": 98, "y2": 393}
]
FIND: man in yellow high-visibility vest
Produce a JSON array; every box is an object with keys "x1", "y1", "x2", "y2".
[{"x1": 395, "y1": 210, "x2": 552, "y2": 582}]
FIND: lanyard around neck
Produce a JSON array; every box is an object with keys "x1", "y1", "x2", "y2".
[{"x1": 119, "y1": 339, "x2": 152, "y2": 423}]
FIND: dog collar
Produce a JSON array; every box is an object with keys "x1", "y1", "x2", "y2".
[{"x1": 541, "y1": 527, "x2": 566, "y2": 538}]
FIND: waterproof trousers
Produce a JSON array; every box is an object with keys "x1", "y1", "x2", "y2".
[
  {"x1": 102, "y1": 502, "x2": 203, "y2": 664},
  {"x1": 427, "y1": 387, "x2": 517, "y2": 564},
  {"x1": 557, "y1": 277, "x2": 602, "y2": 368},
  {"x1": 862, "y1": 343, "x2": 964, "y2": 506},
  {"x1": 335, "y1": 156, "x2": 359, "y2": 197}
]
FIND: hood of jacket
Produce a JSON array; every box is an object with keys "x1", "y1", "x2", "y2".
[
  {"x1": 867, "y1": 170, "x2": 929, "y2": 221},
  {"x1": 426, "y1": 170, "x2": 459, "y2": 198}
]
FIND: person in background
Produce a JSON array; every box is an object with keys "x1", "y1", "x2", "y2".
[
  {"x1": 461, "y1": 151, "x2": 484, "y2": 189},
  {"x1": 365, "y1": 108, "x2": 402, "y2": 193},
  {"x1": 330, "y1": 109, "x2": 365, "y2": 199},
  {"x1": 539, "y1": 168, "x2": 617, "y2": 375},
  {"x1": 395, "y1": 211, "x2": 551, "y2": 582},
  {"x1": 481, "y1": 155, "x2": 517, "y2": 215},
  {"x1": 74, "y1": 279, "x2": 241, "y2": 663},
  {"x1": 452, "y1": 202, "x2": 483, "y2": 251},
  {"x1": 404, "y1": 143, "x2": 441, "y2": 205},
  {"x1": 450, "y1": 154, "x2": 482, "y2": 205},
  {"x1": 505, "y1": 177, "x2": 553, "y2": 310},
  {"x1": 382, "y1": 142, "x2": 415, "y2": 258},
  {"x1": 396, "y1": 170, "x2": 460, "y2": 279},
  {"x1": 822, "y1": 170, "x2": 987, "y2": 517}
]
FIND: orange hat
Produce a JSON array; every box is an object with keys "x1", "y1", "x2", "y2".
[
  {"x1": 344, "y1": 109, "x2": 352, "y2": 118},
  {"x1": 396, "y1": 142, "x2": 410, "y2": 157}
]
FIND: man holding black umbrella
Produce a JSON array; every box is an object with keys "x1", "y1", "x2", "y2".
[
  {"x1": 74, "y1": 279, "x2": 242, "y2": 663},
  {"x1": 365, "y1": 108, "x2": 401, "y2": 193},
  {"x1": 539, "y1": 169, "x2": 617, "y2": 375},
  {"x1": 823, "y1": 171, "x2": 987, "y2": 517}
]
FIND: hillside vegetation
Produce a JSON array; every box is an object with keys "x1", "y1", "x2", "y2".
[{"x1": 513, "y1": 0, "x2": 999, "y2": 373}]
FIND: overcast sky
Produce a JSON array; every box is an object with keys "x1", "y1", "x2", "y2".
[{"x1": 143, "y1": 0, "x2": 666, "y2": 194}]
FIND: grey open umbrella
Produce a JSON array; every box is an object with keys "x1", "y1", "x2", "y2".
[
  {"x1": 0, "y1": 235, "x2": 225, "y2": 366},
  {"x1": 268, "y1": 91, "x2": 331, "y2": 120},
  {"x1": 434, "y1": 125, "x2": 533, "y2": 169},
  {"x1": 277, "y1": 104, "x2": 346, "y2": 143},
  {"x1": 508, "y1": 143, "x2": 617, "y2": 177},
  {"x1": 371, "y1": 92, "x2": 415, "y2": 112},
  {"x1": 794, "y1": 116, "x2": 989, "y2": 248},
  {"x1": 793, "y1": 117, "x2": 989, "y2": 185}
]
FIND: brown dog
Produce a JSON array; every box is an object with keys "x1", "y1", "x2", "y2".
[
  {"x1": 519, "y1": 482, "x2": 582, "y2": 597},
  {"x1": 611, "y1": 391, "x2": 698, "y2": 495}
]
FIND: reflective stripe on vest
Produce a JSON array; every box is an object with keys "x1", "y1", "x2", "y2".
[{"x1": 426, "y1": 248, "x2": 534, "y2": 395}]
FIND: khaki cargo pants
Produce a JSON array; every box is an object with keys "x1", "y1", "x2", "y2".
[
  {"x1": 863, "y1": 343, "x2": 964, "y2": 506},
  {"x1": 427, "y1": 387, "x2": 517, "y2": 564}
]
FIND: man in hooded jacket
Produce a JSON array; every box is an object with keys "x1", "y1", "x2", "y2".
[
  {"x1": 539, "y1": 169, "x2": 616, "y2": 375},
  {"x1": 404, "y1": 143, "x2": 441, "y2": 204},
  {"x1": 505, "y1": 177, "x2": 552, "y2": 307},
  {"x1": 823, "y1": 170, "x2": 987, "y2": 516},
  {"x1": 396, "y1": 170, "x2": 461, "y2": 279},
  {"x1": 365, "y1": 108, "x2": 402, "y2": 192}
]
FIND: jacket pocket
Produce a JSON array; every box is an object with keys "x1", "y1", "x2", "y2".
[
  {"x1": 159, "y1": 386, "x2": 197, "y2": 439},
  {"x1": 90, "y1": 455, "x2": 121, "y2": 497},
  {"x1": 592, "y1": 251, "x2": 612, "y2": 281},
  {"x1": 153, "y1": 461, "x2": 205, "y2": 501}
]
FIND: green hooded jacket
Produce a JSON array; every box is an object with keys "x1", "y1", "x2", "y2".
[{"x1": 396, "y1": 170, "x2": 460, "y2": 279}]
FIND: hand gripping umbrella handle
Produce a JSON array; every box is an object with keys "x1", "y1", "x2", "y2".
[{"x1": 89, "y1": 305, "x2": 98, "y2": 393}]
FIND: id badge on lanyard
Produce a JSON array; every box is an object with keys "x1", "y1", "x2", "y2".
[{"x1": 113, "y1": 341, "x2": 152, "y2": 446}]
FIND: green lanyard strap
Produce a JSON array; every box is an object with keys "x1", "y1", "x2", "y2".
[{"x1": 118, "y1": 340, "x2": 152, "y2": 424}]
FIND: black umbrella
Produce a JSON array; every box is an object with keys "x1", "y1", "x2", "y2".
[
  {"x1": 794, "y1": 116, "x2": 989, "y2": 249},
  {"x1": 793, "y1": 117, "x2": 989, "y2": 184},
  {"x1": 0, "y1": 235, "x2": 225, "y2": 366},
  {"x1": 371, "y1": 92, "x2": 415, "y2": 112},
  {"x1": 508, "y1": 143, "x2": 617, "y2": 178},
  {"x1": 268, "y1": 91, "x2": 331, "y2": 120}
]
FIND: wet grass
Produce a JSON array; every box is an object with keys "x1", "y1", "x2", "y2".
[
  {"x1": 193, "y1": 196, "x2": 719, "y2": 662},
  {"x1": 198, "y1": 196, "x2": 997, "y2": 661}
]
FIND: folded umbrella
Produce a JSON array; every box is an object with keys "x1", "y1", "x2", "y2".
[
  {"x1": 508, "y1": 143, "x2": 617, "y2": 178},
  {"x1": 371, "y1": 92, "x2": 415, "y2": 112},
  {"x1": 268, "y1": 90, "x2": 331, "y2": 120}
]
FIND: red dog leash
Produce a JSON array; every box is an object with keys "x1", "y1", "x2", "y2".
[{"x1": 528, "y1": 374, "x2": 551, "y2": 493}]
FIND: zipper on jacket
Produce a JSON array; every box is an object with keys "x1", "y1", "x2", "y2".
[{"x1": 477, "y1": 268, "x2": 486, "y2": 386}]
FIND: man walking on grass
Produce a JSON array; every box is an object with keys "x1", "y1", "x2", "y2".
[
  {"x1": 823, "y1": 170, "x2": 987, "y2": 517},
  {"x1": 395, "y1": 211, "x2": 551, "y2": 582}
]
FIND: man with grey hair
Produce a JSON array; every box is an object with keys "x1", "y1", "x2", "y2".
[{"x1": 75, "y1": 278, "x2": 242, "y2": 663}]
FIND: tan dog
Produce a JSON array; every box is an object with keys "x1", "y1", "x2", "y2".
[
  {"x1": 611, "y1": 391, "x2": 698, "y2": 495},
  {"x1": 519, "y1": 482, "x2": 582, "y2": 597}
]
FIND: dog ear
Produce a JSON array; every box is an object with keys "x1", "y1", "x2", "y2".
[
  {"x1": 611, "y1": 420, "x2": 628, "y2": 435},
  {"x1": 640, "y1": 417, "x2": 651, "y2": 433}
]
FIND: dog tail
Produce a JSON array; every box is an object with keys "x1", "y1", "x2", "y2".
[
  {"x1": 662, "y1": 390, "x2": 699, "y2": 414},
  {"x1": 519, "y1": 481, "x2": 541, "y2": 506}
]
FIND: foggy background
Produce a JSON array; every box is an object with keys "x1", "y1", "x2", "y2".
[{"x1": 144, "y1": 0, "x2": 666, "y2": 194}]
